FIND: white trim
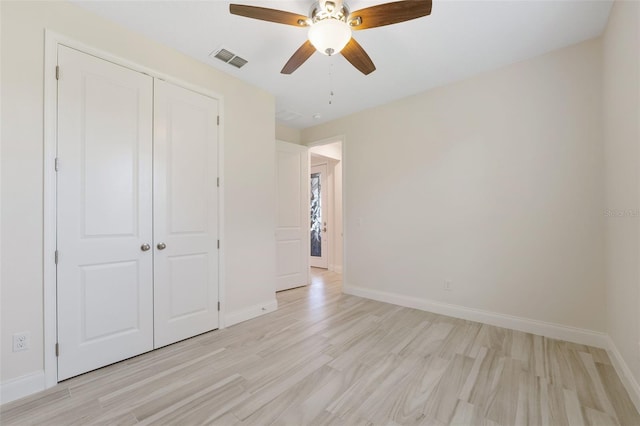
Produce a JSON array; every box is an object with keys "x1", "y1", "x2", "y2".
[
  {"x1": 47, "y1": 31, "x2": 224, "y2": 101},
  {"x1": 606, "y1": 337, "x2": 640, "y2": 413},
  {"x1": 217, "y1": 99, "x2": 226, "y2": 329},
  {"x1": 306, "y1": 135, "x2": 346, "y2": 149},
  {"x1": 343, "y1": 283, "x2": 609, "y2": 349},
  {"x1": 43, "y1": 30, "x2": 59, "y2": 389},
  {"x1": 0, "y1": 371, "x2": 46, "y2": 405},
  {"x1": 43, "y1": 29, "x2": 226, "y2": 388},
  {"x1": 224, "y1": 299, "x2": 278, "y2": 327}
]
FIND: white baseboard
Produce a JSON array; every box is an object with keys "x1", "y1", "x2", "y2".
[
  {"x1": 224, "y1": 299, "x2": 278, "y2": 328},
  {"x1": 343, "y1": 284, "x2": 609, "y2": 349},
  {"x1": 606, "y1": 337, "x2": 640, "y2": 413},
  {"x1": 330, "y1": 264, "x2": 343, "y2": 273},
  {"x1": 0, "y1": 370, "x2": 45, "y2": 405}
]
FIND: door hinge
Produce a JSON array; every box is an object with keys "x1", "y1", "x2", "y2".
[
  {"x1": 217, "y1": 240, "x2": 220, "y2": 249},
  {"x1": 54, "y1": 250, "x2": 59, "y2": 264},
  {"x1": 55, "y1": 343, "x2": 59, "y2": 357},
  {"x1": 217, "y1": 177, "x2": 220, "y2": 187},
  {"x1": 217, "y1": 116, "x2": 220, "y2": 126},
  {"x1": 217, "y1": 301, "x2": 220, "y2": 311},
  {"x1": 55, "y1": 65, "x2": 60, "y2": 80},
  {"x1": 54, "y1": 157, "x2": 60, "y2": 172}
]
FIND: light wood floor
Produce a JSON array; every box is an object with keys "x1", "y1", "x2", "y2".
[{"x1": 2, "y1": 268, "x2": 639, "y2": 425}]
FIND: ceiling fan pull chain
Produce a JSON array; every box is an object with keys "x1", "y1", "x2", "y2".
[{"x1": 329, "y1": 62, "x2": 334, "y2": 105}]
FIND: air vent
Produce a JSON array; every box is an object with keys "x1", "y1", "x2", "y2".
[
  {"x1": 228, "y1": 56, "x2": 248, "y2": 69},
  {"x1": 210, "y1": 48, "x2": 248, "y2": 69},
  {"x1": 214, "y1": 49, "x2": 235, "y2": 62},
  {"x1": 276, "y1": 110, "x2": 303, "y2": 122}
]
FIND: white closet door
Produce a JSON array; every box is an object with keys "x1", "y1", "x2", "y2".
[
  {"x1": 153, "y1": 80, "x2": 219, "y2": 348},
  {"x1": 56, "y1": 46, "x2": 154, "y2": 380},
  {"x1": 276, "y1": 141, "x2": 309, "y2": 291}
]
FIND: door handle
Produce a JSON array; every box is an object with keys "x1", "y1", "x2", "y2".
[
  {"x1": 157, "y1": 242, "x2": 167, "y2": 250},
  {"x1": 323, "y1": 227, "x2": 327, "y2": 232},
  {"x1": 141, "y1": 243, "x2": 151, "y2": 252}
]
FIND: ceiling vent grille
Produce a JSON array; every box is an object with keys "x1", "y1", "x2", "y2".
[
  {"x1": 276, "y1": 110, "x2": 303, "y2": 122},
  {"x1": 210, "y1": 48, "x2": 248, "y2": 69},
  {"x1": 228, "y1": 56, "x2": 248, "y2": 68}
]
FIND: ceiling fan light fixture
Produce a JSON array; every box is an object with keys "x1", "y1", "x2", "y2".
[{"x1": 308, "y1": 19, "x2": 352, "y2": 56}]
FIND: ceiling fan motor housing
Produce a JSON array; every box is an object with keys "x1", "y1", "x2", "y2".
[{"x1": 310, "y1": 0, "x2": 350, "y2": 24}]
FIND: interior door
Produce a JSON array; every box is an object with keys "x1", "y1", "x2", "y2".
[
  {"x1": 310, "y1": 163, "x2": 329, "y2": 269},
  {"x1": 276, "y1": 141, "x2": 309, "y2": 291},
  {"x1": 56, "y1": 46, "x2": 154, "y2": 380},
  {"x1": 153, "y1": 80, "x2": 219, "y2": 348}
]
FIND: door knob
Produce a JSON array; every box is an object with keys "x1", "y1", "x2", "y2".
[
  {"x1": 157, "y1": 242, "x2": 167, "y2": 250},
  {"x1": 323, "y1": 227, "x2": 327, "y2": 232},
  {"x1": 141, "y1": 243, "x2": 151, "y2": 252}
]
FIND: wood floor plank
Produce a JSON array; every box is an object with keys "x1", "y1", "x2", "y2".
[
  {"x1": 135, "y1": 374, "x2": 248, "y2": 424},
  {"x1": 233, "y1": 354, "x2": 333, "y2": 421},
  {"x1": 423, "y1": 353, "x2": 476, "y2": 424},
  {"x1": 1, "y1": 268, "x2": 638, "y2": 425},
  {"x1": 449, "y1": 400, "x2": 501, "y2": 426},
  {"x1": 564, "y1": 388, "x2": 587, "y2": 426},
  {"x1": 243, "y1": 365, "x2": 340, "y2": 426},
  {"x1": 596, "y1": 362, "x2": 640, "y2": 425},
  {"x1": 366, "y1": 355, "x2": 451, "y2": 424}
]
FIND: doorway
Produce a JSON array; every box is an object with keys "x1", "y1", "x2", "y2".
[{"x1": 309, "y1": 141, "x2": 343, "y2": 275}]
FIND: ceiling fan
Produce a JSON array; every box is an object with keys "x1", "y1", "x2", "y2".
[{"x1": 229, "y1": 0, "x2": 433, "y2": 75}]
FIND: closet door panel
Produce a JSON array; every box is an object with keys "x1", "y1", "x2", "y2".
[
  {"x1": 154, "y1": 80, "x2": 219, "y2": 348},
  {"x1": 56, "y1": 46, "x2": 154, "y2": 380}
]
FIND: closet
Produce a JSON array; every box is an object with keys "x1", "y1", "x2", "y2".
[{"x1": 55, "y1": 46, "x2": 219, "y2": 380}]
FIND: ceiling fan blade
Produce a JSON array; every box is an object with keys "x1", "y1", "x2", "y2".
[
  {"x1": 229, "y1": 4, "x2": 309, "y2": 27},
  {"x1": 281, "y1": 41, "x2": 316, "y2": 74},
  {"x1": 341, "y1": 38, "x2": 376, "y2": 75},
  {"x1": 348, "y1": 0, "x2": 432, "y2": 30}
]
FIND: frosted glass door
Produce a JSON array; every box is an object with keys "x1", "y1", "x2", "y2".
[{"x1": 310, "y1": 164, "x2": 328, "y2": 268}]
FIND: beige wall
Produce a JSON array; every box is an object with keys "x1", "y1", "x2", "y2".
[
  {"x1": 276, "y1": 124, "x2": 303, "y2": 145},
  {"x1": 603, "y1": 0, "x2": 640, "y2": 385},
  {"x1": 0, "y1": 1, "x2": 276, "y2": 383},
  {"x1": 303, "y1": 39, "x2": 606, "y2": 332}
]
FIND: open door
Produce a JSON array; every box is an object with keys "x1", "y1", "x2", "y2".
[{"x1": 275, "y1": 141, "x2": 309, "y2": 291}]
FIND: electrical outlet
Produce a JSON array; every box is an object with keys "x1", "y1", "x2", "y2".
[
  {"x1": 444, "y1": 280, "x2": 453, "y2": 291},
  {"x1": 13, "y1": 332, "x2": 30, "y2": 352}
]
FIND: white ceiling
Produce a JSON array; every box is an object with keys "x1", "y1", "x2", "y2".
[{"x1": 73, "y1": 0, "x2": 612, "y2": 129}]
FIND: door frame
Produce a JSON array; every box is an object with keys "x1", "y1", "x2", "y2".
[
  {"x1": 43, "y1": 30, "x2": 225, "y2": 388},
  {"x1": 306, "y1": 136, "x2": 346, "y2": 278}
]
